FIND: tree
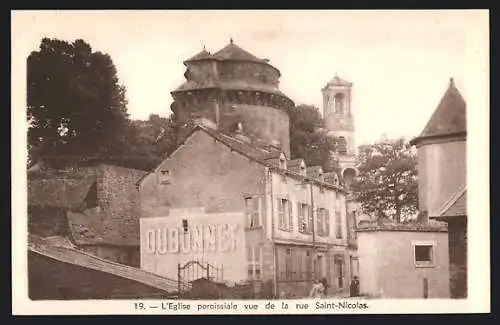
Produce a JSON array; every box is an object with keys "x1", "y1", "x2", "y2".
[
  {"x1": 351, "y1": 138, "x2": 418, "y2": 223},
  {"x1": 27, "y1": 38, "x2": 130, "y2": 164},
  {"x1": 289, "y1": 104, "x2": 337, "y2": 171},
  {"x1": 124, "y1": 114, "x2": 178, "y2": 169}
]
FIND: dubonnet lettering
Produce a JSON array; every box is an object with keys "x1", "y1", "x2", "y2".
[{"x1": 145, "y1": 223, "x2": 239, "y2": 254}]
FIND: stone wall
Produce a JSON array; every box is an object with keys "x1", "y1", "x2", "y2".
[
  {"x1": 28, "y1": 207, "x2": 68, "y2": 237},
  {"x1": 220, "y1": 103, "x2": 290, "y2": 158},
  {"x1": 96, "y1": 165, "x2": 144, "y2": 244},
  {"x1": 217, "y1": 61, "x2": 280, "y2": 86}
]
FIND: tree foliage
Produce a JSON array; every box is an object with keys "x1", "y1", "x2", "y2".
[
  {"x1": 27, "y1": 38, "x2": 130, "y2": 164},
  {"x1": 289, "y1": 104, "x2": 337, "y2": 171},
  {"x1": 351, "y1": 138, "x2": 418, "y2": 223}
]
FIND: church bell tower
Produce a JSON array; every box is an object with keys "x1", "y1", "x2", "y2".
[{"x1": 322, "y1": 74, "x2": 357, "y2": 184}]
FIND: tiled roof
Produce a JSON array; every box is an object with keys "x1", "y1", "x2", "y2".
[
  {"x1": 28, "y1": 175, "x2": 95, "y2": 209},
  {"x1": 357, "y1": 219, "x2": 448, "y2": 232},
  {"x1": 288, "y1": 159, "x2": 305, "y2": 168},
  {"x1": 306, "y1": 166, "x2": 323, "y2": 179},
  {"x1": 140, "y1": 125, "x2": 345, "y2": 193},
  {"x1": 412, "y1": 78, "x2": 466, "y2": 144},
  {"x1": 28, "y1": 234, "x2": 182, "y2": 293}
]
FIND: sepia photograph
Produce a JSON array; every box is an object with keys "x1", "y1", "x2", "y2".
[{"x1": 12, "y1": 10, "x2": 489, "y2": 314}]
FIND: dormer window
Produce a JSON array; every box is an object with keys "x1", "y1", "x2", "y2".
[{"x1": 159, "y1": 169, "x2": 171, "y2": 185}]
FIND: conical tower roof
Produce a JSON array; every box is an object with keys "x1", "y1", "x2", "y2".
[
  {"x1": 183, "y1": 48, "x2": 213, "y2": 65},
  {"x1": 412, "y1": 78, "x2": 466, "y2": 145}
]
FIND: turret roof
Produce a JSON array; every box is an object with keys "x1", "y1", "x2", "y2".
[{"x1": 411, "y1": 78, "x2": 466, "y2": 145}]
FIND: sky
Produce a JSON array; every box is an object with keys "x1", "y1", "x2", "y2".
[{"x1": 12, "y1": 10, "x2": 485, "y2": 145}]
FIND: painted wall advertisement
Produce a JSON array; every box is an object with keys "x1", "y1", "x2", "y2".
[{"x1": 140, "y1": 212, "x2": 246, "y2": 285}]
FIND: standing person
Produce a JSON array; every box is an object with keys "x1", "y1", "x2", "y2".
[
  {"x1": 309, "y1": 279, "x2": 325, "y2": 298},
  {"x1": 320, "y1": 278, "x2": 329, "y2": 297},
  {"x1": 350, "y1": 276, "x2": 360, "y2": 297}
]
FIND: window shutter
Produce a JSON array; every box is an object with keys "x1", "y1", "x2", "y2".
[
  {"x1": 317, "y1": 210, "x2": 322, "y2": 236},
  {"x1": 309, "y1": 208, "x2": 313, "y2": 233},
  {"x1": 257, "y1": 196, "x2": 262, "y2": 227},
  {"x1": 288, "y1": 200, "x2": 293, "y2": 231},
  {"x1": 298, "y1": 203, "x2": 303, "y2": 232},
  {"x1": 325, "y1": 210, "x2": 330, "y2": 235}
]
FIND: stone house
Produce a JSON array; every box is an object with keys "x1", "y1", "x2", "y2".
[
  {"x1": 28, "y1": 163, "x2": 147, "y2": 267},
  {"x1": 410, "y1": 78, "x2": 467, "y2": 298}
]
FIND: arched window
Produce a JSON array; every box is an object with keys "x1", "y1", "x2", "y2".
[{"x1": 334, "y1": 93, "x2": 345, "y2": 114}]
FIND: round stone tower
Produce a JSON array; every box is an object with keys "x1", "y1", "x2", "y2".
[{"x1": 170, "y1": 39, "x2": 295, "y2": 157}]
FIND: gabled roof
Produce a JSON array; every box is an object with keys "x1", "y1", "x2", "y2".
[
  {"x1": 28, "y1": 176, "x2": 95, "y2": 209},
  {"x1": 28, "y1": 234, "x2": 181, "y2": 293},
  {"x1": 411, "y1": 78, "x2": 467, "y2": 145},
  {"x1": 431, "y1": 185, "x2": 467, "y2": 218},
  {"x1": 211, "y1": 41, "x2": 264, "y2": 63},
  {"x1": 138, "y1": 125, "x2": 346, "y2": 193}
]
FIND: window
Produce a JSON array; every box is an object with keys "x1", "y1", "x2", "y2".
[
  {"x1": 317, "y1": 208, "x2": 330, "y2": 236},
  {"x1": 244, "y1": 196, "x2": 262, "y2": 228},
  {"x1": 335, "y1": 197, "x2": 343, "y2": 239},
  {"x1": 413, "y1": 242, "x2": 435, "y2": 267},
  {"x1": 298, "y1": 203, "x2": 311, "y2": 234},
  {"x1": 334, "y1": 93, "x2": 345, "y2": 114},
  {"x1": 278, "y1": 198, "x2": 293, "y2": 231},
  {"x1": 158, "y1": 170, "x2": 171, "y2": 185},
  {"x1": 247, "y1": 246, "x2": 262, "y2": 280}
]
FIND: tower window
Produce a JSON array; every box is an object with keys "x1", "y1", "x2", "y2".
[
  {"x1": 337, "y1": 137, "x2": 347, "y2": 155},
  {"x1": 334, "y1": 93, "x2": 345, "y2": 114}
]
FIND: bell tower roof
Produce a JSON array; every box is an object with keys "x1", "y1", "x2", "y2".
[{"x1": 323, "y1": 74, "x2": 353, "y2": 90}]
